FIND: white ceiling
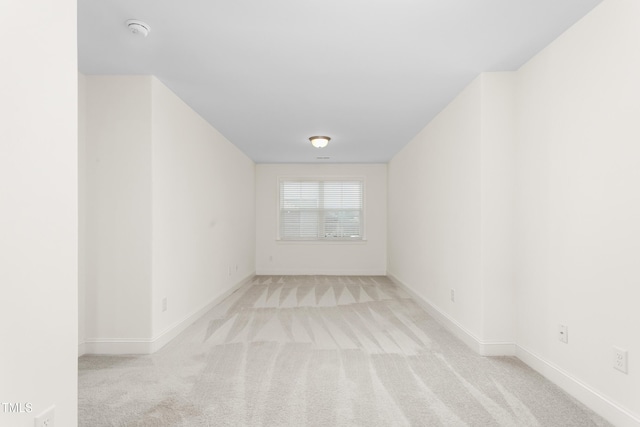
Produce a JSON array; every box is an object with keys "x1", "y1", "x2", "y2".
[{"x1": 78, "y1": 0, "x2": 602, "y2": 163}]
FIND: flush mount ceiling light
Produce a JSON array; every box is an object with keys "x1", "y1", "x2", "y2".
[
  {"x1": 125, "y1": 19, "x2": 151, "y2": 37},
  {"x1": 309, "y1": 136, "x2": 330, "y2": 148}
]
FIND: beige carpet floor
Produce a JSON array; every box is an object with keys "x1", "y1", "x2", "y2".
[{"x1": 79, "y1": 275, "x2": 610, "y2": 426}]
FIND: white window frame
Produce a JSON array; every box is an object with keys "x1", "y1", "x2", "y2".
[{"x1": 277, "y1": 177, "x2": 365, "y2": 242}]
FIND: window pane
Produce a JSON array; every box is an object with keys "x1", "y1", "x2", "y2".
[
  {"x1": 281, "y1": 181, "x2": 319, "y2": 209},
  {"x1": 281, "y1": 210, "x2": 319, "y2": 239},
  {"x1": 323, "y1": 181, "x2": 362, "y2": 210},
  {"x1": 279, "y1": 179, "x2": 363, "y2": 241},
  {"x1": 323, "y1": 210, "x2": 361, "y2": 238}
]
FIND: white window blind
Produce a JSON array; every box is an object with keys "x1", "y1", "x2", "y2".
[{"x1": 279, "y1": 179, "x2": 364, "y2": 241}]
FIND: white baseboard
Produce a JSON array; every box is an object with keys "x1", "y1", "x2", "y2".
[
  {"x1": 517, "y1": 346, "x2": 640, "y2": 427},
  {"x1": 255, "y1": 269, "x2": 387, "y2": 276},
  {"x1": 81, "y1": 274, "x2": 254, "y2": 356},
  {"x1": 83, "y1": 338, "x2": 154, "y2": 355},
  {"x1": 478, "y1": 342, "x2": 518, "y2": 356},
  {"x1": 149, "y1": 273, "x2": 254, "y2": 353},
  {"x1": 386, "y1": 273, "x2": 638, "y2": 427},
  {"x1": 387, "y1": 273, "x2": 516, "y2": 356}
]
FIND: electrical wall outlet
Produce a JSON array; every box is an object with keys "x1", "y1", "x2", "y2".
[
  {"x1": 450, "y1": 289, "x2": 455, "y2": 302},
  {"x1": 613, "y1": 347, "x2": 628, "y2": 374},
  {"x1": 162, "y1": 297, "x2": 167, "y2": 312},
  {"x1": 35, "y1": 405, "x2": 55, "y2": 427},
  {"x1": 558, "y1": 324, "x2": 568, "y2": 343}
]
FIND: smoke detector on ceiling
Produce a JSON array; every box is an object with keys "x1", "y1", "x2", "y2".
[{"x1": 125, "y1": 19, "x2": 150, "y2": 37}]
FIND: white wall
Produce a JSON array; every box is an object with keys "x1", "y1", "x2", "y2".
[
  {"x1": 0, "y1": 1, "x2": 78, "y2": 426},
  {"x1": 480, "y1": 73, "x2": 517, "y2": 345},
  {"x1": 388, "y1": 76, "x2": 486, "y2": 344},
  {"x1": 78, "y1": 73, "x2": 87, "y2": 354},
  {"x1": 81, "y1": 75, "x2": 256, "y2": 354},
  {"x1": 84, "y1": 76, "x2": 153, "y2": 351},
  {"x1": 388, "y1": 74, "x2": 518, "y2": 350},
  {"x1": 389, "y1": 0, "x2": 640, "y2": 424},
  {"x1": 514, "y1": 0, "x2": 640, "y2": 424},
  {"x1": 256, "y1": 164, "x2": 387, "y2": 275},
  {"x1": 151, "y1": 77, "x2": 255, "y2": 342}
]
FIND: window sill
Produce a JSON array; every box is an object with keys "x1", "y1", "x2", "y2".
[{"x1": 276, "y1": 239, "x2": 368, "y2": 245}]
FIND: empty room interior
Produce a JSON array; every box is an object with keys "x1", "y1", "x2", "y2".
[{"x1": 2, "y1": 0, "x2": 640, "y2": 426}]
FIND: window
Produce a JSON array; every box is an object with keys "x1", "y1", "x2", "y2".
[{"x1": 279, "y1": 179, "x2": 364, "y2": 241}]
